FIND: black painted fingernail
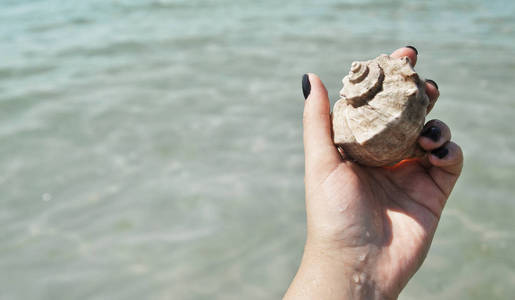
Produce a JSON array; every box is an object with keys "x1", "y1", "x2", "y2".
[
  {"x1": 302, "y1": 74, "x2": 311, "y2": 100},
  {"x1": 426, "y1": 79, "x2": 439, "y2": 90},
  {"x1": 405, "y1": 45, "x2": 418, "y2": 55},
  {"x1": 431, "y1": 146, "x2": 449, "y2": 159},
  {"x1": 421, "y1": 126, "x2": 441, "y2": 142}
]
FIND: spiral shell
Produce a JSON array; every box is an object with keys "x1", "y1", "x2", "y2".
[{"x1": 332, "y1": 54, "x2": 429, "y2": 166}]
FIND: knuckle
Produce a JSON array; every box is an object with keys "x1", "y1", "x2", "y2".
[
  {"x1": 448, "y1": 142, "x2": 464, "y2": 164},
  {"x1": 427, "y1": 119, "x2": 451, "y2": 138},
  {"x1": 453, "y1": 143, "x2": 464, "y2": 160}
]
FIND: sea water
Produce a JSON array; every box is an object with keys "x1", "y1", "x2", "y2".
[{"x1": 1, "y1": 0, "x2": 514, "y2": 299}]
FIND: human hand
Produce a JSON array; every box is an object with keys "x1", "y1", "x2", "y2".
[{"x1": 285, "y1": 46, "x2": 463, "y2": 300}]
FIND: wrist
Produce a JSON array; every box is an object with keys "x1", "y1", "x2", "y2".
[{"x1": 292, "y1": 241, "x2": 398, "y2": 300}]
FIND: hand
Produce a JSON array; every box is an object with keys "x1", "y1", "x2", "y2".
[{"x1": 285, "y1": 47, "x2": 463, "y2": 300}]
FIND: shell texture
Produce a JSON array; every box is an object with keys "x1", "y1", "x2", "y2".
[{"x1": 332, "y1": 54, "x2": 429, "y2": 166}]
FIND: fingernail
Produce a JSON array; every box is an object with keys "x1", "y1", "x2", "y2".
[
  {"x1": 421, "y1": 126, "x2": 441, "y2": 142},
  {"x1": 431, "y1": 146, "x2": 449, "y2": 159},
  {"x1": 302, "y1": 74, "x2": 311, "y2": 100},
  {"x1": 405, "y1": 45, "x2": 418, "y2": 55},
  {"x1": 426, "y1": 79, "x2": 439, "y2": 90}
]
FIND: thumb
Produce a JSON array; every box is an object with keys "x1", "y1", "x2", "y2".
[{"x1": 302, "y1": 73, "x2": 341, "y2": 181}]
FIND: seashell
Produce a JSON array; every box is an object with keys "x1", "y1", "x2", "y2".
[{"x1": 332, "y1": 54, "x2": 429, "y2": 166}]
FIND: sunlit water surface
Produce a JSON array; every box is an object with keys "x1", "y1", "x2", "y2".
[{"x1": 1, "y1": 0, "x2": 514, "y2": 299}]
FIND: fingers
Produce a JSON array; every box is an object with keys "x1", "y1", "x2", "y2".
[
  {"x1": 425, "y1": 79, "x2": 439, "y2": 114},
  {"x1": 428, "y1": 141, "x2": 464, "y2": 199},
  {"x1": 417, "y1": 119, "x2": 464, "y2": 197},
  {"x1": 302, "y1": 73, "x2": 342, "y2": 180},
  {"x1": 427, "y1": 142, "x2": 463, "y2": 176},
  {"x1": 390, "y1": 46, "x2": 440, "y2": 114},
  {"x1": 419, "y1": 119, "x2": 450, "y2": 151},
  {"x1": 390, "y1": 46, "x2": 418, "y2": 66}
]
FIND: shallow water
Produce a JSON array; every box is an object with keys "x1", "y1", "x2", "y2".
[{"x1": 1, "y1": 0, "x2": 514, "y2": 299}]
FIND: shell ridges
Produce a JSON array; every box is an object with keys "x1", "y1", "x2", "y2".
[{"x1": 332, "y1": 54, "x2": 430, "y2": 166}]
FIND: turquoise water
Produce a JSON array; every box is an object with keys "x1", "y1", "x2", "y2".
[{"x1": 1, "y1": 0, "x2": 514, "y2": 299}]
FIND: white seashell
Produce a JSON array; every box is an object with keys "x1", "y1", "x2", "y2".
[{"x1": 332, "y1": 54, "x2": 429, "y2": 166}]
